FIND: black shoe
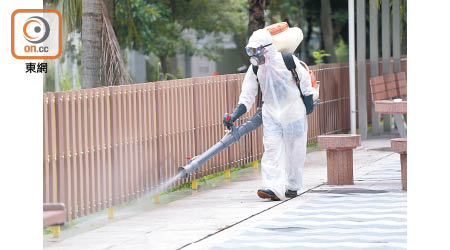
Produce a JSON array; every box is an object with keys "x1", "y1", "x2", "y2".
[
  {"x1": 257, "y1": 189, "x2": 280, "y2": 201},
  {"x1": 285, "y1": 189, "x2": 298, "y2": 198}
]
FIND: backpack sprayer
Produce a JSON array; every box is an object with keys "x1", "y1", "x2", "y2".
[
  {"x1": 268, "y1": 22, "x2": 320, "y2": 105},
  {"x1": 178, "y1": 22, "x2": 320, "y2": 179}
]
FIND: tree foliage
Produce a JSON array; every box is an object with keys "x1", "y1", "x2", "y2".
[
  {"x1": 114, "y1": 0, "x2": 247, "y2": 73},
  {"x1": 266, "y1": 0, "x2": 348, "y2": 64},
  {"x1": 267, "y1": 0, "x2": 407, "y2": 64}
]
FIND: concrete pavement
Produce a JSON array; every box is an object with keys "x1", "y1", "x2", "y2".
[
  {"x1": 44, "y1": 138, "x2": 405, "y2": 250},
  {"x1": 197, "y1": 153, "x2": 406, "y2": 250}
]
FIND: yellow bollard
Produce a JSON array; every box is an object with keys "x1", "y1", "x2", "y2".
[
  {"x1": 153, "y1": 194, "x2": 160, "y2": 204},
  {"x1": 108, "y1": 207, "x2": 115, "y2": 219},
  {"x1": 192, "y1": 179, "x2": 198, "y2": 190},
  {"x1": 225, "y1": 169, "x2": 231, "y2": 179},
  {"x1": 52, "y1": 225, "x2": 60, "y2": 238},
  {"x1": 253, "y1": 160, "x2": 258, "y2": 169}
]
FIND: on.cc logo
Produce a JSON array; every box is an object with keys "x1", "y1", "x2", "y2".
[
  {"x1": 23, "y1": 16, "x2": 50, "y2": 44},
  {"x1": 11, "y1": 9, "x2": 61, "y2": 59}
]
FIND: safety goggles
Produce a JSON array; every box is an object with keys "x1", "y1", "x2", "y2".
[{"x1": 246, "y1": 43, "x2": 272, "y2": 57}]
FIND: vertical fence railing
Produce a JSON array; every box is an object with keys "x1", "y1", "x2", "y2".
[
  {"x1": 306, "y1": 62, "x2": 351, "y2": 143},
  {"x1": 43, "y1": 60, "x2": 405, "y2": 221}
]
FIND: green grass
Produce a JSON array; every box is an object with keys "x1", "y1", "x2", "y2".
[
  {"x1": 162, "y1": 140, "x2": 321, "y2": 195},
  {"x1": 43, "y1": 227, "x2": 52, "y2": 235},
  {"x1": 161, "y1": 161, "x2": 256, "y2": 194},
  {"x1": 161, "y1": 182, "x2": 191, "y2": 194},
  {"x1": 43, "y1": 142, "x2": 324, "y2": 235},
  {"x1": 43, "y1": 220, "x2": 78, "y2": 235},
  {"x1": 44, "y1": 141, "x2": 324, "y2": 236}
]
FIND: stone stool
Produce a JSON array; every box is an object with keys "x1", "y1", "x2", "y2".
[
  {"x1": 318, "y1": 135, "x2": 361, "y2": 185},
  {"x1": 391, "y1": 138, "x2": 407, "y2": 190}
]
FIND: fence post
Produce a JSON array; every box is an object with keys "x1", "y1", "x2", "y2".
[
  {"x1": 356, "y1": 0, "x2": 367, "y2": 140},
  {"x1": 154, "y1": 81, "x2": 163, "y2": 197},
  {"x1": 49, "y1": 93, "x2": 58, "y2": 203},
  {"x1": 192, "y1": 78, "x2": 199, "y2": 181},
  {"x1": 381, "y1": 0, "x2": 392, "y2": 132},
  {"x1": 55, "y1": 92, "x2": 67, "y2": 220},
  {"x1": 43, "y1": 94, "x2": 50, "y2": 203},
  {"x1": 370, "y1": 0, "x2": 381, "y2": 136},
  {"x1": 109, "y1": 86, "x2": 119, "y2": 217},
  {"x1": 105, "y1": 87, "x2": 113, "y2": 212},
  {"x1": 393, "y1": 0, "x2": 401, "y2": 73}
]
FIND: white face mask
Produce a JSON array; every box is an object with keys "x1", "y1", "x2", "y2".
[{"x1": 250, "y1": 54, "x2": 265, "y2": 66}]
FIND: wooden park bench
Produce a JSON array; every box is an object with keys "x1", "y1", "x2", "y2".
[
  {"x1": 43, "y1": 203, "x2": 66, "y2": 238},
  {"x1": 369, "y1": 72, "x2": 407, "y2": 138}
]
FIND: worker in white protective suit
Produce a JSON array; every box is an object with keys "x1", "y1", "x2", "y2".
[{"x1": 223, "y1": 29, "x2": 315, "y2": 201}]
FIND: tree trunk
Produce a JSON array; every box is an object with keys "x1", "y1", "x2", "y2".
[
  {"x1": 279, "y1": 7, "x2": 291, "y2": 26},
  {"x1": 233, "y1": 33, "x2": 249, "y2": 65},
  {"x1": 82, "y1": 0, "x2": 103, "y2": 89},
  {"x1": 297, "y1": 2, "x2": 306, "y2": 60},
  {"x1": 159, "y1": 55, "x2": 168, "y2": 77},
  {"x1": 320, "y1": 0, "x2": 336, "y2": 63},
  {"x1": 304, "y1": 15, "x2": 313, "y2": 64},
  {"x1": 248, "y1": 0, "x2": 268, "y2": 37}
]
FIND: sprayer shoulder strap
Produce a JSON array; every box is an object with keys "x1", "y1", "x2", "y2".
[
  {"x1": 281, "y1": 52, "x2": 304, "y2": 99},
  {"x1": 252, "y1": 65, "x2": 263, "y2": 108},
  {"x1": 252, "y1": 64, "x2": 258, "y2": 76},
  {"x1": 252, "y1": 53, "x2": 305, "y2": 102}
]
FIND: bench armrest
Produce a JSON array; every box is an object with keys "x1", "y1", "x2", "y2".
[{"x1": 374, "y1": 100, "x2": 407, "y2": 114}]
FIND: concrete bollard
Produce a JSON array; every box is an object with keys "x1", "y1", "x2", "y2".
[
  {"x1": 153, "y1": 194, "x2": 160, "y2": 204},
  {"x1": 108, "y1": 207, "x2": 115, "y2": 219},
  {"x1": 192, "y1": 180, "x2": 198, "y2": 190},
  {"x1": 52, "y1": 225, "x2": 60, "y2": 238},
  {"x1": 225, "y1": 169, "x2": 231, "y2": 179}
]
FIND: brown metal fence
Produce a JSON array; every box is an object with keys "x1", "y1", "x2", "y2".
[
  {"x1": 43, "y1": 60, "x2": 405, "y2": 221},
  {"x1": 307, "y1": 63, "x2": 351, "y2": 141}
]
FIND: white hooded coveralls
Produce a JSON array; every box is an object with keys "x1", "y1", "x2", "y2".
[{"x1": 238, "y1": 29, "x2": 314, "y2": 200}]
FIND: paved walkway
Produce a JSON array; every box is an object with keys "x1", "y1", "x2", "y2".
[
  {"x1": 44, "y1": 138, "x2": 406, "y2": 250},
  {"x1": 202, "y1": 155, "x2": 406, "y2": 250}
]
